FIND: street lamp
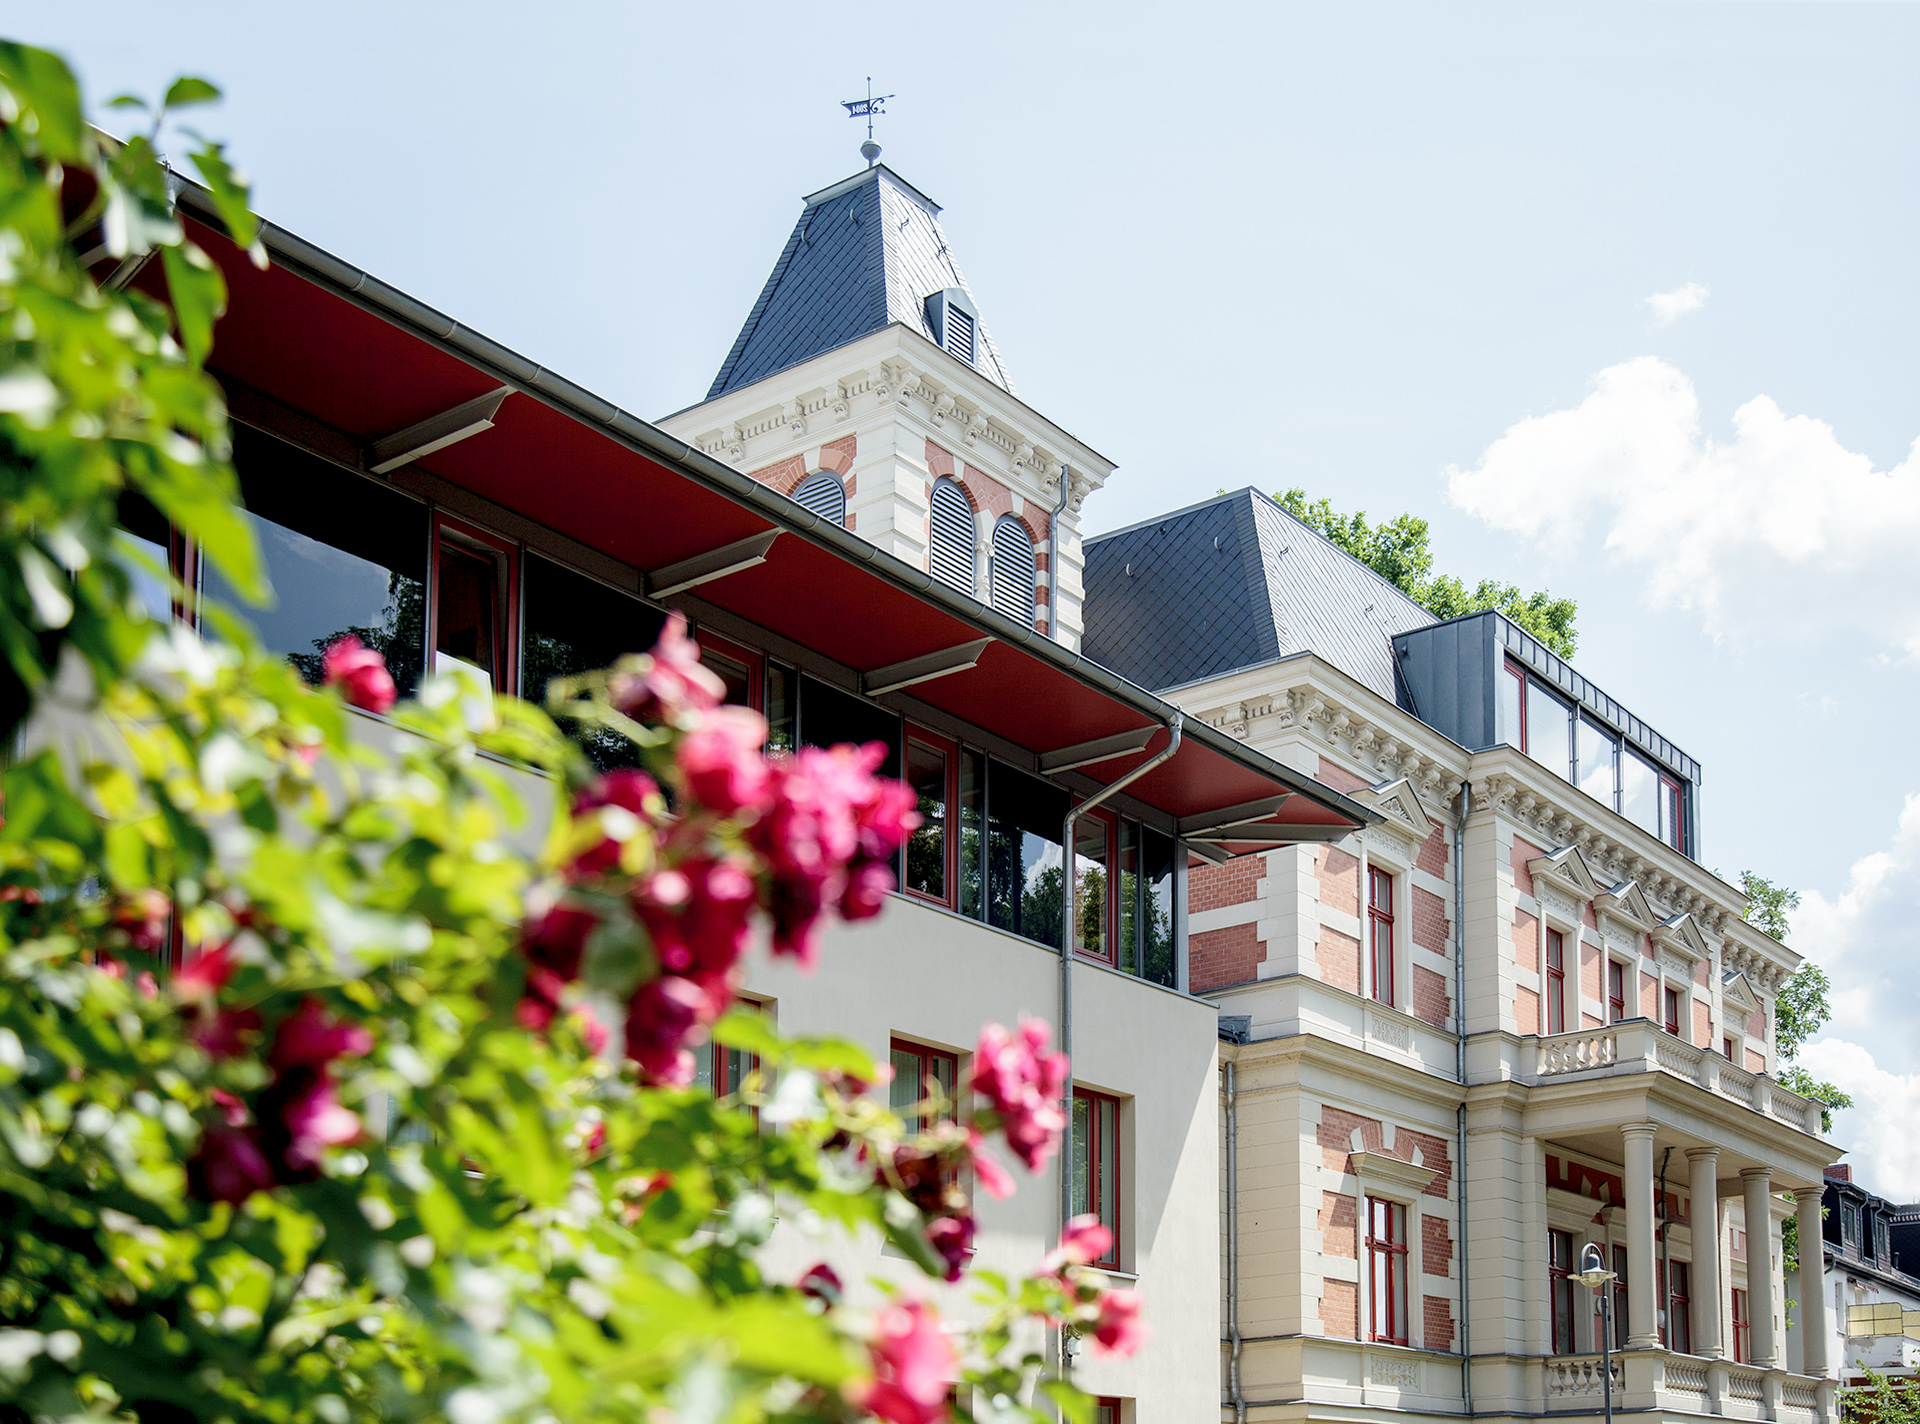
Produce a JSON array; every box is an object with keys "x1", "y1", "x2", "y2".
[{"x1": 1573, "y1": 1242, "x2": 1619, "y2": 1424}]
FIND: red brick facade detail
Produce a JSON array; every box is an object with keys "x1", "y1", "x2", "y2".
[
  {"x1": 1318, "y1": 1106, "x2": 1385, "y2": 1170},
  {"x1": 749, "y1": 454, "x2": 808, "y2": 496},
  {"x1": 1189, "y1": 923, "x2": 1266, "y2": 993},
  {"x1": 1320, "y1": 928, "x2": 1361, "y2": 994},
  {"x1": 1641, "y1": 971, "x2": 1660, "y2": 1020},
  {"x1": 1190, "y1": 855, "x2": 1267, "y2": 912},
  {"x1": 1748, "y1": 1006, "x2": 1766, "y2": 1039},
  {"x1": 925, "y1": 440, "x2": 955, "y2": 479},
  {"x1": 1321, "y1": 1191, "x2": 1357, "y2": 1259},
  {"x1": 1417, "y1": 826, "x2": 1448, "y2": 877},
  {"x1": 1319, "y1": 846, "x2": 1360, "y2": 917},
  {"x1": 1516, "y1": 986, "x2": 1541, "y2": 1035},
  {"x1": 817, "y1": 435, "x2": 856, "y2": 474},
  {"x1": 1321, "y1": 1279, "x2": 1358, "y2": 1339},
  {"x1": 1693, "y1": 1000, "x2": 1711, "y2": 1047},
  {"x1": 1412, "y1": 886, "x2": 1449, "y2": 952},
  {"x1": 1423, "y1": 1295, "x2": 1455, "y2": 1350},
  {"x1": 1396, "y1": 1129, "x2": 1453, "y2": 1199},
  {"x1": 1695, "y1": 956, "x2": 1710, "y2": 988},
  {"x1": 1421, "y1": 1213, "x2": 1453, "y2": 1272},
  {"x1": 1513, "y1": 909, "x2": 1539, "y2": 971},
  {"x1": 1410, "y1": 964, "x2": 1451, "y2": 1028},
  {"x1": 1315, "y1": 756, "x2": 1372, "y2": 795},
  {"x1": 1581, "y1": 938, "x2": 1602, "y2": 999},
  {"x1": 1511, "y1": 836, "x2": 1545, "y2": 896}
]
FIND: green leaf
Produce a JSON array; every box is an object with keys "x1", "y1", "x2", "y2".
[
  {"x1": 0, "y1": 43, "x2": 87, "y2": 161},
  {"x1": 161, "y1": 77, "x2": 221, "y2": 111},
  {"x1": 159, "y1": 243, "x2": 225, "y2": 367},
  {"x1": 1041, "y1": 1378, "x2": 1094, "y2": 1424},
  {"x1": 186, "y1": 137, "x2": 261, "y2": 255}
]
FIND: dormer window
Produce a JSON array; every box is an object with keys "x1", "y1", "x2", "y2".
[{"x1": 925, "y1": 288, "x2": 979, "y2": 368}]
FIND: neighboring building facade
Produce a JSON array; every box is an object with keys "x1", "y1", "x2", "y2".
[
  {"x1": 657, "y1": 164, "x2": 1112, "y2": 650},
  {"x1": 1084, "y1": 488, "x2": 1845, "y2": 1424},
  {"x1": 76, "y1": 163, "x2": 1381, "y2": 1422},
  {"x1": 1788, "y1": 1166, "x2": 1920, "y2": 1390}
]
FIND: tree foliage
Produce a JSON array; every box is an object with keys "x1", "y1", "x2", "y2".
[
  {"x1": 0, "y1": 43, "x2": 1138, "y2": 1424},
  {"x1": 1272, "y1": 488, "x2": 1579, "y2": 658},
  {"x1": 1738, "y1": 871, "x2": 1853, "y2": 1133}
]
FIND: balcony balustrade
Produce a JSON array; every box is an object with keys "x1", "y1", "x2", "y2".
[
  {"x1": 1528, "y1": 1021, "x2": 1819, "y2": 1135},
  {"x1": 1538, "y1": 1349, "x2": 1834, "y2": 1423}
]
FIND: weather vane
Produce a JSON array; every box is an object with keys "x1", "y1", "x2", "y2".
[{"x1": 841, "y1": 78, "x2": 893, "y2": 167}]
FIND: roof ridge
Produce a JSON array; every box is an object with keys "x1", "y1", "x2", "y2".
[{"x1": 1246, "y1": 486, "x2": 1437, "y2": 625}]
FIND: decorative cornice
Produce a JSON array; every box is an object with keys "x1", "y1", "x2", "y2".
[
  {"x1": 1194, "y1": 685, "x2": 1464, "y2": 803},
  {"x1": 1356, "y1": 777, "x2": 1436, "y2": 845}
]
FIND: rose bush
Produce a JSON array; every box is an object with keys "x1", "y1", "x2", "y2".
[{"x1": 0, "y1": 41, "x2": 1145, "y2": 1424}]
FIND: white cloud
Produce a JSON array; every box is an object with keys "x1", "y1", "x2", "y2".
[
  {"x1": 1788, "y1": 794, "x2": 1920, "y2": 1200},
  {"x1": 1644, "y1": 282, "x2": 1709, "y2": 326},
  {"x1": 1445, "y1": 356, "x2": 1920, "y2": 656}
]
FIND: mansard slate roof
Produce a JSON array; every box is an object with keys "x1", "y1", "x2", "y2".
[
  {"x1": 1082, "y1": 488, "x2": 1437, "y2": 700},
  {"x1": 706, "y1": 164, "x2": 1014, "y2": 400}
]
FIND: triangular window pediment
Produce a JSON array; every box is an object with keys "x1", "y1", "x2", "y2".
[
  {"x1": 1654, "y1": 912, "x2": 1710, "y2": 961},
  {"x1": 1596, "y1": 879, "x2": 1657, "y2": 932},
  {"x1": 1358, "y1": 778, "x2": 1435, "y2": 844},
  {"x1": 1721, "y1": 971, "x2": 1761, "y2": 1014},
  {"x1": 1528, "y1": 845, "x2": 1601, "y2": 900}
]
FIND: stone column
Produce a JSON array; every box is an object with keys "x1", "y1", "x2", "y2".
[
  {"x1": 1623, "y1": 1122, "x2": 1661, "y2": 1348},
  {"x1": 1742, "y1": 1169, "x2": 1777, "y2": 1368},
  {"x1": 1797, "y1": 1188, "x2": 1830, "y2": 1378},
  {"x1": 1688, "y1": 1148, "x2": 1723, "y2": 1358}
]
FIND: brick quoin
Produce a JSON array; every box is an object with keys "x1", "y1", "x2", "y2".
[
  {"x1": 1511, "y1": 836, "x2": 1546, "y2": 895},
  {"x1": 1694, "y1": 1000, "x2": 1711, "y2": 1045},
  {"x1": 1321, "y1": 1279, "x2": 1359, "y2": 1340},
  {"x1": 924, "y1": 440, "x2": 955, "y2": 479},
  {"x1": 1641, "y1": 972, "x2": 1660, "y2": 1019},
  {"x1": 748, "y1": 454, "x2": 808, "y2": 497},
  {"x1": 1417, "y1": 826, "x2": 1448, "y2": 877},
  {"x1": 1319, "y1": 846, "x2": 1360, "y2": 917},
  {"x1": 1397, "y1": 1129, "x2": 1453, "y2": 1198},
  {"x1": 1513, "y1": 909, "x2": 1539, "y2": 971},
  {"x1": 1412, "y1": 887, "x2": 1449, "y2": 952},
  {"x1": 1423, "y1": 1296, "x2": 1455, "y2": 1351},
  {"x1": 1581, "y1": 939, "x2": 1601, "y2": 999},
  {"x1": 1316, "y1": 756, "x2": 1373, "y2": 796},
  {"x1": 959, "y1": 462, "x2": 1013, "y2": 519},
  {"x1": 1320, "y1": 1191, "x2": 1357, "y2": 1259},
  {"x1": 1189, "y1": 922, "x2": 1265, "y2": 993},
  {"x1": 816, "y1": 434, "x2": 856, "y2": 474},
  {"x1": 1190, "y1": 855, "x2": 1267, "y2": 912},
  {"x1": 1516, "y1": 985, "x2": 1541, "y2": 1035},
  {"x1": 1320, "y1": 928, "x2": 1361, "y2": 994},
  {"x1": 1421, "y1": 1214, "x2": 1453, "y2": 1272},
  {"x1": 1411, "y1": 965, "x2": 1451, "y2": 1028}
]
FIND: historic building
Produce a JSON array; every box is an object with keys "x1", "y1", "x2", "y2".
[
  {"x1": 1790, "y1": 1166, "x2": 1920, "y2": 1389},
  {"x1": 1083, "y1": 487, "x2": 1844, "y2": 1424}
]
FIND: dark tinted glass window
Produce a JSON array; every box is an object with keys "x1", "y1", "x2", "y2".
[
  {"x1": 116, "y1": 488, "x2": 172, "y2": 623},
  {"x1": 435, "y1": 540, "x2": 499, "y2": 680},
  {"x1": 766, "y1": 662, "x2": 796, "y2": 753},
  {"x1": 521, "y1": 554, "x2": 666, "y2": 771},
  {"x1": 797, "y1": 677, "x2": 900, "y2": 778},
  {"x1": 207, "y1": 426, "x2": 427, "y2": 698},
  {"x1": 986, "y1": 761, "x2": 1067, "y2": 948},
  {"x1": 959, "y1": 749, "x2": 985, "y2": 920},
  {"x1": 1141, "y1": 827, "x2": 1176, "y2": 987}
]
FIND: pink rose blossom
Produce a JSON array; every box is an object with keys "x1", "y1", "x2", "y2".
[
  {"x1": 270, "y1": 998, "x2": 373, "y2": 1071},
  {"x1": 610, "y1": 613, "x2": 727, "y2": 727},
  {"x1": 174, "y1": 942, "x2": 234, "y2": 999},
  {"x1": 925, "y1": 1212, "x2": 975, "y2": 1283},
  {"x1": 276, "y1": 1075, "x2": 362, "y2": 1171},
  {"x1": 676, "y1": 705, "x2": 772, "y2": 816},
  {"x1": 967, "y1": 1130, "x2": 1016, "y2": 1201},
  {"x1": 321, "y1": 635, "x2": 397, "y2": 714},
  {"x1": 856, "y1": 1299, "x2": 953, "y2": 1424},
  {"x1": 189, "y1": 1125, "x2": 274, "y2": 1204},
  {"x1": 111, "y1": 888, "x2": 171, "y2": 954},
  {"x1": 193, "y1": 1007, "x2": 262, "y2": 1060},
  {"x1": 798, "y1": 1261, "x2": 844, "y2": 1305},
  {"x1": 1088, "y1": 1287, "x2": 1147, "y2": 1357},
  {"x1": 969, "y1": 1020, "x2": 1069, "y2": 1172},
  {"x1": 1045, "y1": 1213, "x2": 1114, "y2": 1274},
  {"x1": 567, "y1": 771, "x2": 663, "y2": 879},
  {"x1": 623, "y1": 974, "x2": 708, "y2": 1086},
  {"x1": 839, "y1": 859, "x2": 895, "y2": 921}
]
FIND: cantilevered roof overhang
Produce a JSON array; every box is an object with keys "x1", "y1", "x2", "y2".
[{"x1": 135, "y1": 182, "x2": 1373, "y2": 851}]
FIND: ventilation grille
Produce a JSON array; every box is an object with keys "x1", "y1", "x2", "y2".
[
  {"x1": 929, "y1": 479, "x2": 976, "y2": 594},
  {"x1": 990, "y1": 514, "x2": 1038, "y2": 625},
  {"x1": 944, "y1": 306, "x2": 975, "y2": 365},
  {"x1": 792, "y1": 471, "x2": 847, "y2": 527}
]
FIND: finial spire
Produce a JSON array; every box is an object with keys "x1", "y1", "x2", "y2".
[{"x1": 841, "y1": 78, "x2": 893, "y2": 168}]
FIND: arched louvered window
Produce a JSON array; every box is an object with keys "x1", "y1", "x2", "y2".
[
  {"x1": 989, "y1": 515, "x2": 1038, "y2": 625},
  {"x1": 792, "y1": 471, "x2": 847, "y2": 527},
  {"x1": 928, "y1": 477, "x2": 977, "y2": 595}
]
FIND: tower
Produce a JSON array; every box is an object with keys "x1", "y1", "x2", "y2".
[{"x1": 657, "y1": 164, "x2": 1112, "y2": 648}]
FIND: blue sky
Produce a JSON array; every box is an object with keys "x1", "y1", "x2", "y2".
[{"x1": 24, "y1": 2, "x2": 1920, "y2": 1196}]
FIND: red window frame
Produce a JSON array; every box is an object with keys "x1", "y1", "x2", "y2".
[
  {"x1": 1091, "y1": 1399, "x2": 1122, "y2": 1424},
  {"x1": 1608, "y1": 961, "x2": 1627, "y2": 1023},
  {"x1": 1664, "y1": 987, "x2": 1682, "y2": 1038},
  {"x1": 1072, "y1": 808, "x2": 1118, "y2": 967},
  {"x1": 1723, "y1": 1036, "x2": 1736, "y2": 1062},
  {"x1": 1368, "y1": 1197, "x2": 1410, "y2": 1346},
  {"x1": 1612, "y1": 1246, "x2": 1629, "y2": 1350},
  {"x1": 1731, "y1": 1288, "x2": 1750, "y2": 1364},
  {"x1": 902, "y1": 727, "x2": 959, "y2": 909},
  {"x1": 1664, "y1": 1260, "x2": 1691, "y2": 1354},
  {"x1": 430, "y1": 515, "x2": 519, "y2": 696},
  {"x1": 890, "y1": 1038, "x2": 959, "y2": 1133},
  {"x1": 691, "y1": 1039, "x2": 756, "y2": 1103},
  {"x1": 1367, "y1": 866, "x2": 1395, "y2": 1008},
  {"x1": 1548, "y1": 1228, "x2": 1575, "y2": 1354},
  {"x1": 1072, "y1": 1088, "x2": 1122, "y2": 1267},
  {"x1": 1545, "y1": 928, "x2": 1566, "y2": 1034},
  {"x1": 691, "y1": 628, "x2": 764, "y2": 716}
]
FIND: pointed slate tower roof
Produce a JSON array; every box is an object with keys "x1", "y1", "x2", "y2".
[{"x1": 706, "y1": 164, "x2": 1014, "y2": 401}]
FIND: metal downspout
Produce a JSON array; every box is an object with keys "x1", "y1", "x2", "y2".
[
  {"x1": 1226, "y1": 1059, "x2": 1246, "y2": 1424},
  {"x1": 1454, "y1": 780, "x2": 1473, "y2": 1418},
  {"x1": 1057, "y1": 714, "x2": 1183, "y2": 1382}
]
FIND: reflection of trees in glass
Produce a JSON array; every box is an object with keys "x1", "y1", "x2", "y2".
[
  {"x1": 522, "y1": 629, "x2": 641, "y2": 772},
  {"x1": 1076, "y1": 867, "x2": 1105, "y2": 955},
  {"x1": 287, "y1": 571, "x2": 424, "y2": 700},
  {"x1": 1022, "y1": 862, "x2": 1063, "y2": 948},
  {"x1": 1142, "y1": 889, "x2": 1175, "y2": 987},
  {"x1": 905, "y1": 810, "x2": 944, "y2": 898}
]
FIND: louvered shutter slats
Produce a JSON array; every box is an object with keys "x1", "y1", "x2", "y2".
[
  {"x1": 929, "y1": 479, "x2": 976, "y2": 594},
  {"x1": 945, "y1": 307, "x2": 975, "y2": 365},
  {"x1": 793, "y1": 471, "x2": 847, "y2": 526},
  {"x1": 989, "y1": 515, "x2": 1037, "y2": 624}
]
